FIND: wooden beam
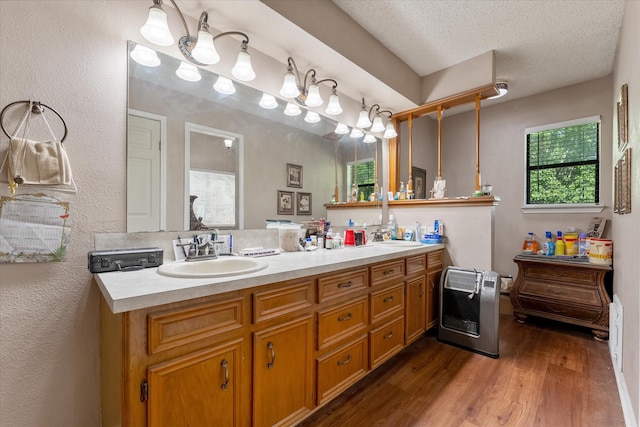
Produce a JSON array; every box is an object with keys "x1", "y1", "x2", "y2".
[{"x1": 475, "y1": 94, "x2": 481, "y2": 191}]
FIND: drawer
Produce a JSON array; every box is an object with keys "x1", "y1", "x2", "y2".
[
  {"x1": 370, "y1": 283, "x2": 405, "y2": 324},
  {"x1": 369, "y1": 316, "x2": 405, "y2": 369},
  {"x1": 523, "y1": 264, "x2": 599, "y2": 286},
  {"x1": 316, "y1": 335, "x2": 368, "y2": 405},
  {"x1": 317, "y1": 296, "x2": 368, "y2": 351},
  {"x1": 520, "y1": 280, "x2": 602, "y2": 307},
  {"x1": 147, "y1": 297, "x2": 245, "y2": 355},
  {"x1": 318, "y1": 268, "x2": 368, "y2": 303},
  {"x1": 427, "y1": 250, "x2": 443, "y2": 273},
  {"x1": 406, "y1": 254, "x2": 427, "y2": 276},
  {"x1": 253, "y1": 280, "x2": 314, "y2": 324},
  {"x1": 519, "y1": 296, "x2": 603, "y2": 323},
  {"x1": 370, "y1": 259, "x2": 405, "y2": 287}
]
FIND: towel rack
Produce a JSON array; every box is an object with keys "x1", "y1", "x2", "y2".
[{"x1": 0, "y1": 100, "x2": 68, "y2": 142}]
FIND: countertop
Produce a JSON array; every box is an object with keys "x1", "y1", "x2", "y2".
[{"x1": 96, "y1": 243, "x2": 445, "y2": 314}]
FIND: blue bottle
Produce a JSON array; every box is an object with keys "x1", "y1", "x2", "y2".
[{"x1": 543, "y1": 231, "x2": 555, "y2": 256}]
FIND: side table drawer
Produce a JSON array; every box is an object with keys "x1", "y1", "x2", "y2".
[
  {"x1": 316, "y1": 335, "x2": 368, "y2": 405},
  {"x1": 369, "y1": 316, "x2": 405, "y2": 369},
  {"x1": 318, "y1": 268, "x2": 368, "y2": 303},
  {"x1": 520, "y1": 280, "x2": 601, "y2": 307},
  {"x1": 317, "y1": 296, "x2": 368, "y2": 351},
  {"x1": 519, "y1": 297, "x2": 602, "y2": 323},
  {"x1": 523, "y1": 264, "x2": 599, "y2": 286}
]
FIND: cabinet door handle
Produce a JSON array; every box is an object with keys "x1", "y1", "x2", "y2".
[
  {"x1": 383, "y1": 331, "x2": 394, "y2": 339},
  {"x1": 267, "y1": 341, "x2": 276, "y2": 369},
  {"x1": 383, "y1": 269, "x2": 395, "y2": 276},
  {"x1": 338, "y1": 312, "x2": 352, "y2": 322},
  {"x1": 338, "y1": 281, "x2": 353, "y2": 289},
  {"x1": 383, "y1": 295, "x2": 395, "y2": 303},
  {"x1": 337, "y1": 354, "x2": 352, "y2": 366},
  {"x1": 220, "y1": 359, "x2": 230, "y2": 390}
]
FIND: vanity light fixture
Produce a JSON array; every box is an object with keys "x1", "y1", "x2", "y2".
[
  {"x1": 279, "y1": 57, "x2": 342, "y2": 116},
  {"x1": 358, "y1": 98, "x2": 397, "y2": 137},
  {"x1": 175, "y1": 61, "x2": 201, "y2": 81},
  {"x1": 213, "y1": 76, "x2": 236, "y2": 94},
  {"x1": 356, "y1": 99, "x2": 372, "y2": 129},
  {"x1": 383, "y1": 122, "x2": 398, "y2": 139},
  {"x1": 488, "y1": 81, "x2": 508, "y2": 99},
  {"x1": 139, "y1": 0, "x2": 256, "y2": 81},
  {"x1": 304, "y1": 110, "x2": 321, "y2": 123},
  {"x1": 284, "y1": 102, "x2": 302, "y2": 116},
  {"x1": 334, "y1": 122, "x2": 350, "y2": 135},
  {"x1": 224, "y1": 138, "x2": 233, "y2": 149},
  {"x1": 363, "y1": 133, "x2": 377, "y2": 143},
  {"x1": 258, "y1": 93, "x2": 279, "y2": 109},
  {"x1": 130, "y1": 43, "x2": 161, "y2": 67},
  {"x1": 349, "y1": 128, "x2": 364, "y2": 138}
]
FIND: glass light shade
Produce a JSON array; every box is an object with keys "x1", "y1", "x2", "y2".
[
  {"x1": 350, "y1": 128, "x2": 364, "y2": 138},
  {"x1": 130, "y1": 44, "x2": 161, "y2": 67},
  {"x1": 304, "y1": 84, "x2": 323, "y2": 107},
  {"x1": 383, "y1": 122, "x2": 398, "y2": 138},
  {"x1": 175, "y1": 62, "x2": 201, "y2": 82},
  {"x1": 231, "y1": 50, "x2": 256, "y2": 81},
  {"x1": 363, "y1": 133, "x2": 377, "y2": 143},
  {"x1": 304, "y1": 110, "x2": 321, "y2": 123},
  {"x1": 325, "y1": 93, "x2": 343, "y2": 115},
  {"x1": 356, "y1": 110, "x2": 372, "y2": 129},
  {"x1": 334, "y1": 122, "x2": 350, "y2": 134},
  {"x1": 370, "y1": 116, "x2": 385, "y2": 133},
  {"x1": 140, "y1": 6, "x2": 174, "y2": 46},
  {"x1": 224, "y1": 139, "x2": 233, "y2": 148},
  {"x1": 284, "y1": 103, "x2": 302, "y2": 116},
  {"x1": 191, "y1": 30, "x2": 220, "y2": 65},
  {"x1": 213, "y1": 76, "x2": 236, "y2": 95},
  {"x1": 280, "y1": 73, "x2": 300, "y2": 98},
  {"x1": 258, "y1": 93, "x2": 278, "y2": 109}
]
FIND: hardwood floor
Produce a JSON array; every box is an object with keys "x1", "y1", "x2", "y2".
[{"x1": 298, "y1": 315, "x2": 625, "y2": 427}]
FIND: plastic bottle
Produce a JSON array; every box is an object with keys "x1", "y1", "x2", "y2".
[
  {"x1": 555, "y1": 231, "x2": 565, "y2": 255},
  {"x1": 399, "y1": 182, "x2": 406, "y2": 200},
  {"x1": 578, "y1": 232, "x2": 588, "y2": 256},
  {"x1": 388, "y1": 214, "x2": 398, "y2": 240},
  {"x1": 522, "y1": 232, "x2": 539, "y2": 253},
  {"x1": 543, "y1": 231, "x2": 555, "y2": 256}
]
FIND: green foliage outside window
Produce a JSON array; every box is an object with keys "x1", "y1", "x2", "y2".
[
  {"x1": 347, "y1": 160, "x2": 375, "y2": 200},
  {"x1": 527, "y1": 121, "x2": 599, "y2": 205}
]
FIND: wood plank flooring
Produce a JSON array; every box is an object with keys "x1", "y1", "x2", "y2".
[{"x1": 298, "y1": 315, "x2": 624, "y2": 427}]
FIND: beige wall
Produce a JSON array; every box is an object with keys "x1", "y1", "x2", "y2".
[{"x1": 612, "y1": 0, "x2": 640, "y2": 422}]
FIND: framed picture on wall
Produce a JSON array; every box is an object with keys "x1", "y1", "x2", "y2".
[
  {"x1": 617, "y1": 83, "x2": 628, "y2": 151},
  {"x1": 277, "y1": 190, "x2": 294, "y2": 215},
  {"x1": 411, "y1": 166, "x2": 427, "y2": 199},
  {"x1": 287, "y1": 163, "x2": 303, "y2": 188},
  {"x1": 297, "y1": 192, "x2": 312, "y2": 215}
]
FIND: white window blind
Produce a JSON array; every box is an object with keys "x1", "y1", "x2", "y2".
[{"x1": 189, "y1": 169, "x2": 235, "y2": 227}]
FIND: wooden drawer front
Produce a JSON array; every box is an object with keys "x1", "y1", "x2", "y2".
[
  {"x1": 318, "y1": 268, "x2": 368, "y2": 303},
  {"x1": 370, "y1": 283, "x2": 405, "y2": 324},
  {"x1": 253, "y1": 281, "x2": 314, "y2": 324},
  {"x1": 369, "y1": 316, "x2": 405, "y2": 369},
  {"x1": 427, "y1": 250, "x2": 443, "y2": 273},
  {"x1": 519, "y1": 297, "x2": 603, "y2": 323},
  {"x1": 148, "y1": 298, "x2": 244, "y2": 355},
  {"x1": 370, "y1": 260, "x2": 405, "y2": 287},
  {"x1": 316, "y1": 335, "x2": 368, "y2": 405},
  {"x1": 524, "y1": 264, "x2": 598, "y2": 286},
  {"x1": 406, "y1": 254, "x2": 427, "y2": 276},
  {"x1": 520, "y1": 280, "x2": 601, "y2": 307},
  {"x1": 317, "y1": 297, "x2": 368, "y2": 351}
]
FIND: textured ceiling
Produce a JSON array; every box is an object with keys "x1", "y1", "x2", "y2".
[{"x1": 333, "y1": 0, "x2": 626, "y2": 103}]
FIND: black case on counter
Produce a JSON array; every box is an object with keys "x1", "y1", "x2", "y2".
[{"x1": 88, "y1": 247, "x2": 163, "y2": 273}]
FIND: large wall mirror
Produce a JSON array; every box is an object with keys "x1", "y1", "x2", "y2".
[{"x1": 127, "y1": 41, "x2": 383, "y2": 232}]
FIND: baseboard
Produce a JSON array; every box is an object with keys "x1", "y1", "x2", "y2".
[{"x1": 612, "y1": 363, "x2": 638, "y2": 427}]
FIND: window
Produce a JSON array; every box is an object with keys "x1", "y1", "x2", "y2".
[
  {"x1": 525, "y1": 116, "x2": 600, "y2": 207},
  {"x1": 347, "y1": 158, "x2": 376, "y2": 201},
  {"x1": 189, "y1": 169, "x2": 235, "y2": 227}
]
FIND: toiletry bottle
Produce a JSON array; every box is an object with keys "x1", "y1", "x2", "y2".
[
  {"x1": 578, "y1": 232, "x2": 588, "y2": 256},
  {"x1": 388, "y1": 214, "x2": 398, "y2": 240},
  {"x1": 543, "y1": 231, "x2": 555, "y2": 256},
  {"x1": 522, "y1": 232, "x2": 538, "y2": 253},
  {"x1": 399, "y1": 182, "x2": 406, "y2": 200},
  {"x1": 415, "y1": 221, "x2": 421, "y2": 242},
  {"x1": 555, "y1": 231, "x2": 565, "y2": 255}
]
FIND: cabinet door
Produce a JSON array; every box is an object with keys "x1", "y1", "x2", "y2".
[
  {"x1": 147, "y1": 338, "x2": 244, "y2": 427},
  {"x1": 426, "y1": 271, "x2": 442, "y2": 329},
  {"x1": 253, "y1": 316, "x2": 314, "y2": 427},
  {"x1": 405, "y1": 276, "x2": 426, "y2": 344}
]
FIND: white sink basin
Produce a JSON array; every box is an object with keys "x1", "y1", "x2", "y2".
[
  {"x1": 371, "y1": 240, "x2": 423, "y2": 247},
  {"x1": 157, "y1": 257, "x2": 269, "y2": 278}
]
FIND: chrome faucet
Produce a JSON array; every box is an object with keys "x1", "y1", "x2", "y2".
[{"x1": 176, "y1": 233, "x2": 225, "y2": 261}]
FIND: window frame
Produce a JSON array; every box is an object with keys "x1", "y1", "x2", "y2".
[
  {"x1": 522, "y1": 115, "x2": 604, "y2": 214},
  {"x1": 346, "y1": 157, "x2": 376, "y2": 200}
]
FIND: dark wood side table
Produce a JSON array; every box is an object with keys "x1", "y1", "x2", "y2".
[{"x1": 510, "y1": 254, "x2": 613, "y2": 340}]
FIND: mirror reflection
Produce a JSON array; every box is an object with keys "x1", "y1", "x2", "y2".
[{"x1": 127, "y1": 41, "x2": 382, "y2": 232}]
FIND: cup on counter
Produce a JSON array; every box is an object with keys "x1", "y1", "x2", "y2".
[{"x1": 344, "y1": 229, "x2": 355, "y2": 246}]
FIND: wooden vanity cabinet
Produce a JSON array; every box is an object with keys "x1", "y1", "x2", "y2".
[{"x1": 426, "y1": 251, "x2": 443, "y2": 329}]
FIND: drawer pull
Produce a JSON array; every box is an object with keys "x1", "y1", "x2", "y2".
[
  {"x1": 338, "y1": 281, "x2": 353, "y2": 289},
  {"x1": 220, "y1": 359, "x2": 230, "y2": 390},
  {"x1": 549, "y1": 288, "x2": 567, "y2": 296},
  {"x1": 383, "y1": 331, "x2": 394, "y2": 339},
  {"x1": 383, "y1": 295, "x2": 395, "y2": 303},
  {"x1": 338, "y1": 312, "x2": 353, "y2": 322},
  {"x1": 383, "y1": 269, "x2": 396, "y2": 276},
  {"x1": 267, "y1": 341, "x2": 276, "y2": 369},
  {"x1": 337, "y1": 354, "x2": 353, "y2": 366}
]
